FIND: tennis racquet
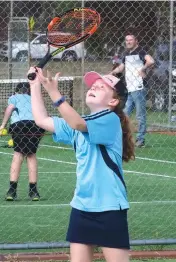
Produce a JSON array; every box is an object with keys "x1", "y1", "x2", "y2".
[{"x1": 28, "y1": 8, "x2": 101, "y2": 80}]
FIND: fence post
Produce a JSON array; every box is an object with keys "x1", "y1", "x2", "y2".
[{"x1": 168, "y1": 0, "x2": 174, "y2": 125}]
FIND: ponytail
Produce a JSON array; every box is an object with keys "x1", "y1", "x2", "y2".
[{"x1": 114, "y1": 106, "x2": 135, "y2": 162}]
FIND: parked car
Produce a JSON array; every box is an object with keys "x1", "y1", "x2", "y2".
[
  {"x1": 0, "y1": 41, "x2": 7, "y2": 57},
  {"x1": 0, "y1": 34, "x2": 86, "y2": 62},
  {"x1": 148, "y1": 42, "x2": 176, "y2": 111}
]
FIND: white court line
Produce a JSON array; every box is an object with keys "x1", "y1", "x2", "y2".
[
  {"x1": 0, "y1": 168, "x2": 175, "y2": 179},
  {"x1": 40, "y1": 144, "x2": 73, "y2": 150},
  {"x1": 130, "y1": 200, "x2": 176, "y2": 204},
  {"x1": 0, "y1": 152, "x2": 15, "y2": 156},
  {"x1": 0, "y1": 151, "x2": 76, "y2": 165},
  {"x1": 0, "y1": 204, "x2": 70, "y2": 208},
  {"x1": 38, "y1": 157, "x2": 76, "y2": 165},
  {"x1": 136, "y1": 156, "x2": 176, "y2": 165},
  {"x1": 29, "y1": 171, "x2": 176, "y2": 179},
  {"x1": 0, "y1": 151, "x2": 175, "y2": 179},
  {"x1": 1, "y1": 142, "x2": 176, "y2": 165},
  {"x1": 39, "y1": 144, "x2": 176, "y2": 165},
  {"x1": 0, "y1": 200, "x2": 176, "y2": 208},
  {"x1": 1, "y1": 151, "x2": 175, "y2": 168},
  {"x1": 0, "y1": 172, "x2": 75, "y2": 175},
  {"x1": 124, "y1": 170, "x2": 176, "y2": 179}
]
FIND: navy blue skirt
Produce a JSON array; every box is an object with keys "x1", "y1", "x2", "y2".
[{"x1": 66, "y1": 208, "x2": 130, "y2": 249}]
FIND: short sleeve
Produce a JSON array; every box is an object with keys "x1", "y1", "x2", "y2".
[
  {"x1": 85, "y1": 111, "x2": 121, "y2": 145},
  {"x1": 139, "y1": 49, "x2": 147, "y2": 63},
  {"x1": 8, "y1": 95, "x2": 17, "y2": 107},
  {"x1": 121, "y1": 51, "x2": 127, "y2": 64},
  {"x1": 52, "y1": 116, "x2": 75, "y2": 145}
]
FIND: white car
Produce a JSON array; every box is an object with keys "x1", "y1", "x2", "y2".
[{"x1": 0, "y1": 34, "x2": 86, "y2": 62}]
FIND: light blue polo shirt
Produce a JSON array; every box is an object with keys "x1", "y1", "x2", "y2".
[
  {"x1": 52, "y1": 109, "x2": 129, "y2": 212},
  {"x1": 8, "y1": 94, "x2": 34, "y2": 124}
]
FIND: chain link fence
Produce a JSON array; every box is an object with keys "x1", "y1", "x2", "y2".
[{"x1": 0, "y1": 0, "x2": 176, "y2": 253}]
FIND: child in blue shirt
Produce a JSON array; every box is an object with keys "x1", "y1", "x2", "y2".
[
  {"x1": 28, "y1": 67, "x2": 135, "y2": 262},
  {"x1": 0, "y1": 82, "x2": 45, "y2": 201}
]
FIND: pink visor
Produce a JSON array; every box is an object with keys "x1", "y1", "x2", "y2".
[{"x1": 84, "y1": 71, "x2": 120, "y2": 89}]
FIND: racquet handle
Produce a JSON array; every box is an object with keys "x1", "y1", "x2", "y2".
[
  {"x1": 28, "y1": 66, "x2": 39, "y2": 80},
  {"x1": 27, "y1": 54, "x2": 51, "y2": 80},
  {"x1": 28, "y1": 72, "x2": 37, "y2": 80}
]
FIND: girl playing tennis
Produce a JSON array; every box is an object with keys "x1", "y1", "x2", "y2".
[{"x1": 28, "y1": 67, "x2": 135, "y2": 262}]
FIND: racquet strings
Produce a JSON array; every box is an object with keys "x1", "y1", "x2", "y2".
[{"x1": 47, "y1": 9, "x2": 100, "y2": 46}]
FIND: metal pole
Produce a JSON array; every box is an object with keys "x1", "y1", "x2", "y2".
[
  {"x1": 8, "y1": 0, "x2": 13, "y2": 80},
  {"x1": 27, "y1": 17, "x2": 30, "y2": 70},
  {"x1": 168, "y1": 0, "x2": 174, "y2": 126},
  {"x1": 1, "y1": 239, "x2": 176, "y2": 250},
  {"x1": 81, "y1": 0, "x2": 85, "y2": 115}
]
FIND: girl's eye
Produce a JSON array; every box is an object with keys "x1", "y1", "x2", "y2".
[{"x1": 100, "y1": 85, "x2": 104, "y2": 89}]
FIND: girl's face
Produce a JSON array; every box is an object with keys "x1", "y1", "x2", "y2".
[{"x1": 86, "y1": 79, "x2": 118, "y2": 112}]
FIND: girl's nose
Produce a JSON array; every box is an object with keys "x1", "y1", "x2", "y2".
[{"x1": 90, "y1": 84, "x2": 97, "y2": 90}]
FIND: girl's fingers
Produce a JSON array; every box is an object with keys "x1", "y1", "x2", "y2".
[
  {"x1": 54, "y1": 72, "x2": 60, "y2": 82},
  {"x1": 47, "y1": 70, "x2": 53, "y2": 81},
  {"x1": 37, "y1": 68, "x2": 51, "y2": 82},
  {"x1": 36, "y1": 67, "x2": 44, "y2": 78},
  {"x1": 27, "y1": 66, "x2": 36, "y2": 75},
  {"x1": 29, "y1": 67, "x2": 59, "y2": 88},
  {"x1": 36, "y1": 67, "x2": 42, "y2": 74},
  {"x1": 37, "y1": 68, "x2": 47, "y2": 83}
]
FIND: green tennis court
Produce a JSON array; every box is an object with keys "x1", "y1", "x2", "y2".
[{"x1": 0, "y1": 132, "x2": 175, "y2": 244}]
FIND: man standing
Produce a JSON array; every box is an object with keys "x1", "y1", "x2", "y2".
[{"x1": 111, "y1": 33, "x2": 154, "y2": 147}]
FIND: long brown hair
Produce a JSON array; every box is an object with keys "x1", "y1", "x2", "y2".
[{"x1": 113, "y1": 92, "x2": 135, "y2": 162}]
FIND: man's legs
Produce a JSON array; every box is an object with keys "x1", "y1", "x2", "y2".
[
  {"x1": 124, "y1": 93, "x2": 135, "y2": 116},
  {"x1": 134, "y1": 89, "x2": 147, "y2": 146}
]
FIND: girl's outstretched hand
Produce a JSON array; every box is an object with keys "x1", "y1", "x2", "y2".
[
  {"x1": 27, "y1": 67, "x2": 61, "y2": 102},
  {"x1": 36, "y1": 67, "x2": 61, "y2": 102},
  {"x1": 36, "y1": 68, "x2": 60, "y2": 94}
]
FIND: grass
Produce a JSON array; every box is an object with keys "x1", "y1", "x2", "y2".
[{"x1": 0, "y1": 130, "x2": 175, "y2": 254}]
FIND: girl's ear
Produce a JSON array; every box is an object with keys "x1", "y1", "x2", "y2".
[{"x1": 108, "y1": 98, "x2": 119, "y2": 107}]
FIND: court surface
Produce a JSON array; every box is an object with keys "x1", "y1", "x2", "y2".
[{"x1": 0, "y1": 132, "x2": 175, "y2": 244}]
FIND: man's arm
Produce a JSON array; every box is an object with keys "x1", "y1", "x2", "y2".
[
  {"x1": 111, "y1": 63, "x2": 125, "y2": 76},
  {"x1": 138, "y1": 54, "x2": 155, "y2": 78},
  {"x1": 142, "y1": 54, "x2": 155, "y2": 71}
]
